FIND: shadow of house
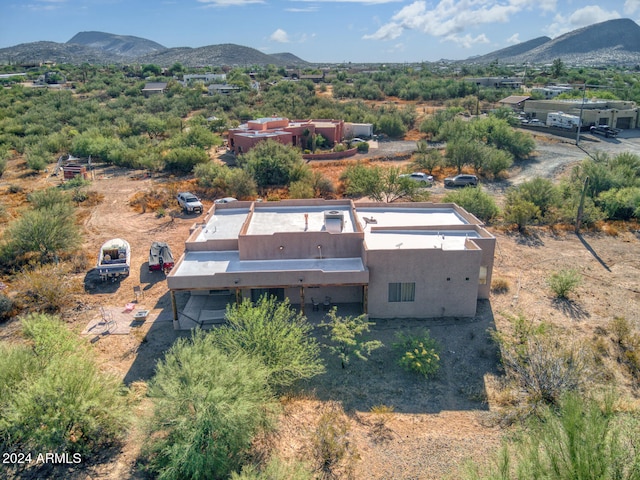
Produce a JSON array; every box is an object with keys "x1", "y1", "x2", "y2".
[{"x1": 300, "y1": 300, "x2": 500, "y2": 414}]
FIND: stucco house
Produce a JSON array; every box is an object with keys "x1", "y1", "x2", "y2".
[
  {"x1": 166, "y1": 199, "x2": 496, "y2": 329},
  {"x1": 228, "y1": 117, "x2": 345, "y2": 154},
  {"x1": 141, "y1": 82, "x2": 167, "y2": 97}
]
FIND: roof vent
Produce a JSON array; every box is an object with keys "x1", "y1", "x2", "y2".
[{"x1": 324, "y1": 210, "x2": 344, "y2": 233}]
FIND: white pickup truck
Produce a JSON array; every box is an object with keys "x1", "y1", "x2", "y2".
[{"x1": 177, "y1": 192, "x2": 203, "y2": 214}]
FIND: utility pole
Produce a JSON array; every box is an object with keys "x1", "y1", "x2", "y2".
[
  {"x1": 575, "y1": 176, "x2": 590, "y2": 234},
  {"x1": 575, "y1": 84, "x2": 586, "y2": 146}
]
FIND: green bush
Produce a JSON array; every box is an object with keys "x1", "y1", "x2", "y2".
[
  {"x1": 144, "y1": 331, "x2": 277, "y2": 480},
  {"x1": 211, "y1": 296, "x2": 325, "y2": 390},
  {"x1": 547, "y1": 269, "x2": 582, "y2": 299},
  {"x1": 0, "y1": 314, "x2": 127, "y2": 455},
  {"x1": 311, "y1": 403, "x2": 358, "y2": 478},
  {"x1": 231, "y1": 457, "x2": 313, "y2": 480},
  {"x1": 0, "y1": 293, "x2": 15, "y2": 321},
  {"x1": 356, "y1": 141, "x2": 369, "y2": 152},
  {"x1": 465, "y1": 394, "x2": 640, "y2": 480},
  {"x1": 443, "y1": 186, "x2": 499, "y2": 223},
  {"x1": 394, "y1": 331, "x2": 441, "y2": 378}
]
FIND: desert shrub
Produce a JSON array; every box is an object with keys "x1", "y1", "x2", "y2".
[
  {"x1": 0, "y1": 314, "x2": 127, "y2": 455},
  {"x1": 211, "y1": 296, "x2": 325, "y2": 390},
  {"x1": 319, "y1": 307, "x2": 383, "y2": 368},
  {"x1": 14, "y1": 264, "x2": 77, "y2": 312},
  {"x1": 289, "y1": 180, "x2": 315, "y2": 199},
  {"x1": 394, "y1": 331, "x2": 441, "y2": 378},
  {"x1": 163, "y1": 146, "x2": 209, "y2": 173},
  {"x1": 0, "y1": 156, "x2": 6, "y2": 177},
  {"x1": 443, "y1": 186, "x2": 499, "y2": 222},
  {"x1": 27, "y1": 187, "x2": 72, "y2": 210},
  {"x1": 490, "y1": 278, "x2": 510, "y2": 294},
  {"x1": 4, "y1": 203, "x2": 81, "y2": 262},
  {"x1": 144, "y1": 331, "x2": 277, "y2": 480},
  {"x1": 356, "y1": 141, "x2": 369, "y2": 152},
  {"x1": 608, "y1": 317, "x2": 640, "y2": 378},
  {"x1": 547, "y1": 269, "x2": 582, "y2": 299},
  {"x1": 503, "y1": 193, "x2": 540, "y2": 231},
  {"x1": 311, "y1": 403, "x2": 358, "y2": 479},
  {"x1": 465, "y1": 394, "x2": 640, "y2": 480},
  {"x1": 239, "y1": 139, "x2": 308, "y2": 187},
  {"x1": 8, "y1": 184, "x2": 23, "y2": 194},
  {"x1": 59, "y1": 175, "x2": 91, "y2": 190},
  {"x1": 493, "y1": 316, "x2": 590, "y2": 410},
  {"x1": 231, "y1": 457, "x2": 313, "y2": 480},
  {"x1": 0, "y1": 293, "x2": 15, "y2": 321}
]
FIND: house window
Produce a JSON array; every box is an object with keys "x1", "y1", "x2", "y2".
[{"x1": 388, "y1": 282, "x2": 415, "y2": 302}]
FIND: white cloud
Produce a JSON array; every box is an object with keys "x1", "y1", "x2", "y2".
[
  {"x1": 545, "y1": 6, "x2": 621, "y2": 38},
  {"x1": 446, "y1": 33, "x2": 490, "y2": 48},
  {"x1": 285, "y1": 6, "x2": 319, "y2": 12},
  {"x1": 362, "y1": 0, "x2": 558, "y2": 43},
  {"x1": 624, "y1": 0, "x2": 640, "y2": 15},
  {"x1": 270, "y1": 28, "x2": 290, "y2": 43},
  {"x1": 295, "y1": 0, "x2": 401, "y2": 3},
  {"x1": 506, "y1": 33, "x2": 520, "y2": 44},
  {"x1": 197, "y1": 0, "x2": 264, "y2": 7}
]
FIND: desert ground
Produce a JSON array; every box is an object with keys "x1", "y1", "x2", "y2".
[{"x1": 1, "y1": 128, "x2": 639, "y2": 479}]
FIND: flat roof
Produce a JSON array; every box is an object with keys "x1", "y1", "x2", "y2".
[
  {"x1": 196, "y1": 208, "x2": 250, "y2": 241},
  {"x1": 364, "y1": 230, "x2": 480, "y2": 251},
  {"x1": 355, "y1": 207, "x2": 468, "y2": 229},
  {"x1": 234, "y1": 130, "x2": 291, "y2": 139},
  {"x1": 173, "y1": 251, "x2": 366, "y2": 276},
  {"x1": 247, "y1": 205, "x2": 356, "y2": 235}
]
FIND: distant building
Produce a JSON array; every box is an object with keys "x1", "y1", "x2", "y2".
[
  {"x1": 207, "y1": 83, "x2": 240, "y2": 95},
  {"x1": 228, "y1": 117, "x2": 345, "y2": 154},
  {"x1": 466, "y1": 77, "x2": 523, "y2": 89},
  {"x1": 524, "y1": 99, "x2": 638, "y2": 130},
  {"x1": 530, "y1": 85, "x2": 573, "y2": 99},
  {"x1": 141, "y1": 82, "x2": 167, "y2": 97},
  {"x1": 167, "y1": 199, "x2": 496, "y2": 329},
  {"x1": 182, "y1": 73, "x2": 227, "y2": 85},
  {"x1": 498, "y1": 95, "x2": 530, "y2": 111}
]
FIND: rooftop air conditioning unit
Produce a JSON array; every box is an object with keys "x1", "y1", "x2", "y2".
[{"x1": 324, "y1": 210, "x2": 344, "y2": 233}]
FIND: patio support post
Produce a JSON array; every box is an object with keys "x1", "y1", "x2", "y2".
[
  {"x1": 170, "y1": 290, "x2": 178, "y2": 327},
  {"x1": 363, "y1": 285, "x2": 368, "y2": 314},
  {"x1": 300, "y1": 286, "x2": 305, "y2": 315},
  {"x1": 235, "y1": 288, "x2": 242, "y2": 305}
]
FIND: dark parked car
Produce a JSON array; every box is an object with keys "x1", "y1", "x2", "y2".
[
  {"x1": 444, "y1": 174, "x2": 478, "y2": 187},
  {"x1": 590, "y1": 125, "x2": 619, "y2": 138}
]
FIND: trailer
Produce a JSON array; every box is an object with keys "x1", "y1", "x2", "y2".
[
  {"x1": 97, "y1": 238, "x2": 130, "y2": 282},
  {"x1": 546, "y1": 112, "x2": 580, "y2": 130}
]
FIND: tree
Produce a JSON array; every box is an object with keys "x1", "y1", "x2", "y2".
[
  {"x1": 443, "y1": 187, "x2": 499, "y2": 223},
  {"x1": 445, "y1": 139, "x2": 485, "y2": 174},
  {"x1": 145, "y1": 332, "x2": 277, "y2": 480},
  {"x1": 4, "y1": 203, "x2": 81, "y2": 261},
  {"x1": 340, "y1": 164, "x2": 428, "y2": 202},
  {"x1": 503, "y1": 196, "x2": 540, "y2": 232},
  {"x1": 240, "y1": 140, "x2": 309, "y2": 188},
  {"x1": 210, "y1": 296, "x2": 324, "y2": 389},
  {"x1": 319, "y1": 307, "x2": 383, "y2": 369},
  {"x1": 412, "y1": 141, "x2": 442, "y2": 175},
  {"x1": 163, "y1": 147, "x2": 209, "y2": 173},
  {"x1": 551, "y1": 57, "x2": 566, "y2": 78},
  {"x1": 0, "y1": 314, "x2": 127, "y2": 455}
]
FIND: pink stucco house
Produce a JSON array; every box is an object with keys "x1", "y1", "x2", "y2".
[{"x1": 228, "y1": 117, "x2": 344, "y2": 154}]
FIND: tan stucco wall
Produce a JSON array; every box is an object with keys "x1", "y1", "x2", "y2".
[{"x1": 365, "y1": 247, "x2": 482, "y2": 318}]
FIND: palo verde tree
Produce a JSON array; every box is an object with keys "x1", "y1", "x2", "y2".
[
  {"x1": 209, "y1": 296, "x2": 325, "y2": 390},
  {"x1": 144, "y1": 331, "x2": 278, "y2": 480},
  {"x1": 340, "y1": 163, "x2": 429, "y2": 203}
]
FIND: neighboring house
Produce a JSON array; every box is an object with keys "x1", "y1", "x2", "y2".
[
  {"x1": 207, "y1": 83, "x2": 241, "y2": 95},
  {"x1": 498, "y1": 95, "x2": 530, "y2": 111},
  {"x1": 530, "y1": 85, "x2": 573, "y2": 99},
  {"x1": 344, "y1": 122, "x2": 374, "y2": 138},
  {"x1": 182, "y1": 73, "x2": 227, "y2": 85},
  {"x1": 523, "y1": 99, "x2": 638, "y2": 130},
  {"x1": 141, "y1": 82, "x2": 167, "y2": 97},
  {"x1": 466, "y1": 77, "x2": 523, "y2": 89},
  {"x1": 166, "y1": 199, "x2": 496, "y2": 329},
  {"x1": 228, "y1": 117, "x2": 345, "y2": 154}
]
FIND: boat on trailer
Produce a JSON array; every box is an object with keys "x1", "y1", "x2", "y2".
[
  {"x1": 149, "y1": 241, "x2": 174, "y2": 274},
  {"x1": 97, "y1": 238, "x2": 131, "y2": 282}
]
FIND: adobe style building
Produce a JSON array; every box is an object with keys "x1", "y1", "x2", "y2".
[
  {"x1": 166, "y1": 200, "x2": 496, "y2": 329},
  {"x1": 228, "y1": 117, "x2": 344, "y2": 154}
]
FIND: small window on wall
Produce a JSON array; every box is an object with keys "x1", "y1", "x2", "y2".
[
  {"x1": 479, "y1": 266, "x2": 488, "y2": 285},
  {"x1": 388, "y1": 282, "x2": 415, "y2": 302}
]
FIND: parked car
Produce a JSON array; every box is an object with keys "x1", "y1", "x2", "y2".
[
  {"x1": 400, "y1": 172, "x2": 434, "y2": 185},
  {"x1": 350, "y1": 137, "x2": 366, "y2": 144},
  {"x1": 177, "y1": 192, "x2": 203, "y2": 214},
  {"x1": 444, "y1": 174, "x2": 479, "y2": 187},
  {"x1": 214, "y1": 197, "x2": 238, "y2": 204},
  {"x1": 590, "y1": 125, "x2": 619, "y2": 138}
]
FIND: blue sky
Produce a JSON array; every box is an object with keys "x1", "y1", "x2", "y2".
[{"x1": 2, "y1": 0, "x2": 639, "y2": 63}]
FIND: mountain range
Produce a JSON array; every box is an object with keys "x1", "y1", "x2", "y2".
[{"x1": 1, "y1": 19, "x2": 640, "y2": 67}]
